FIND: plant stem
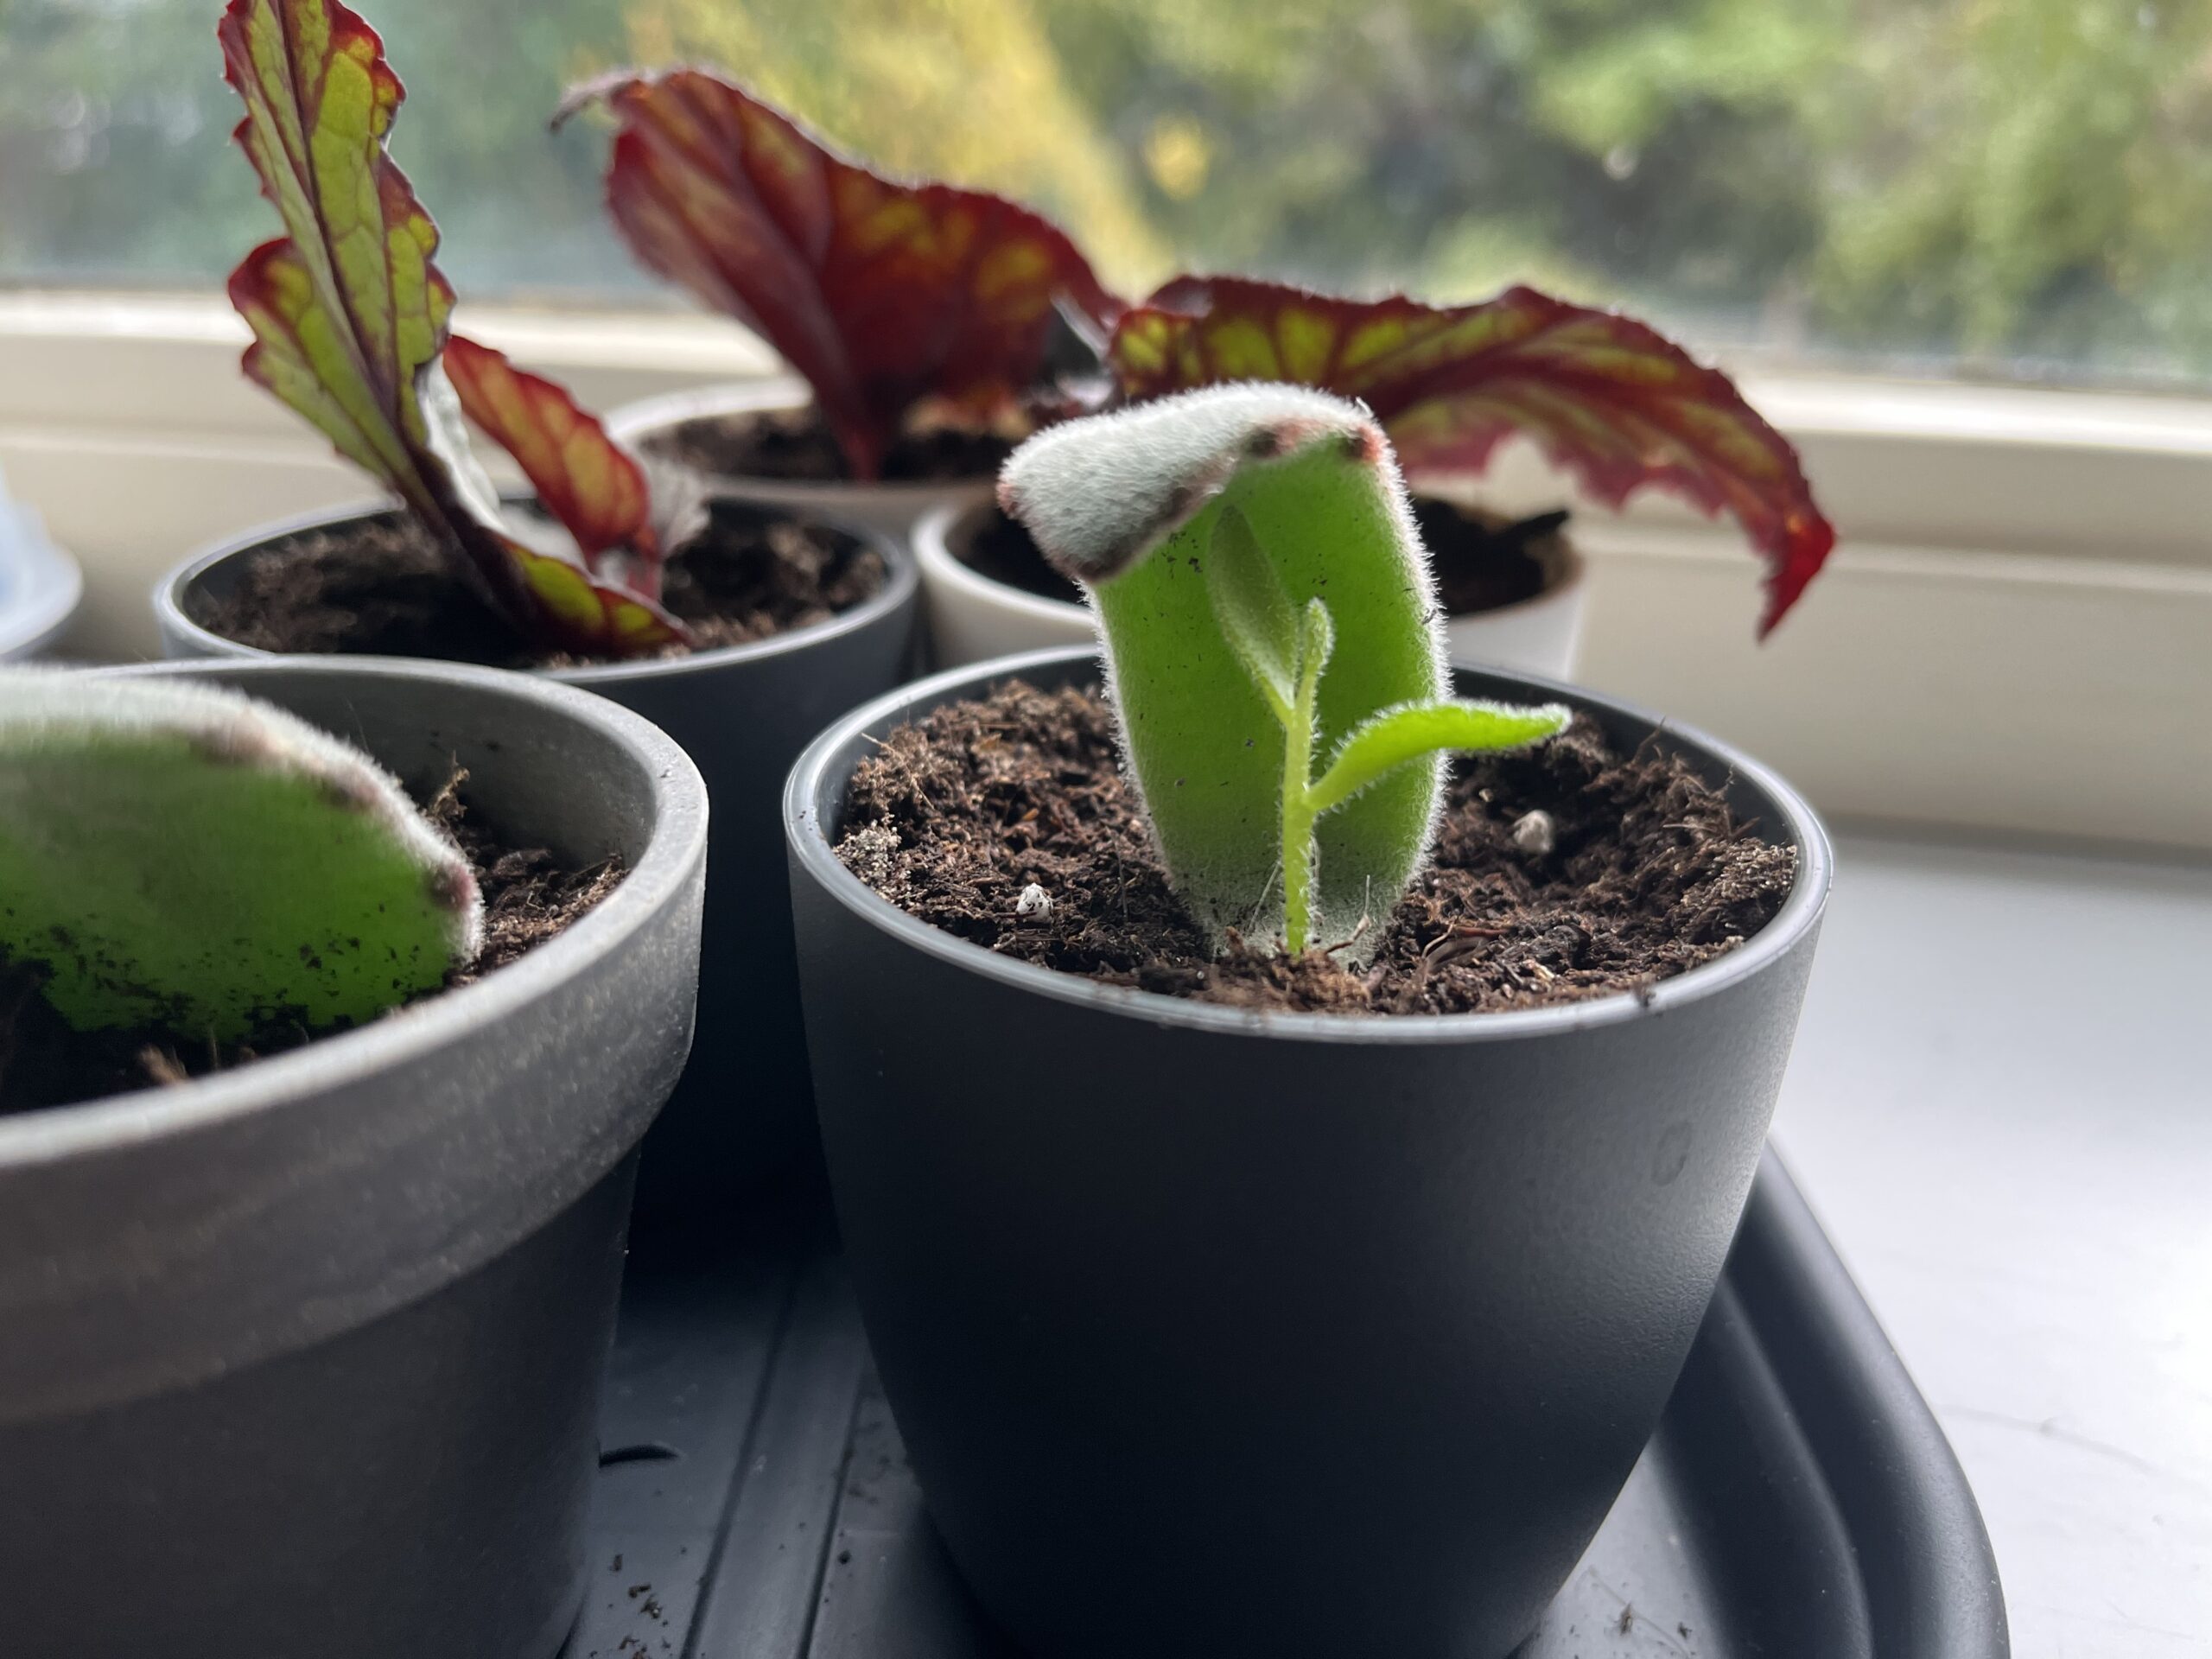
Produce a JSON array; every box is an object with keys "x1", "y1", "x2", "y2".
[{"x1": 1281, "y1": 640, "x2": 1319, "y2": 957}]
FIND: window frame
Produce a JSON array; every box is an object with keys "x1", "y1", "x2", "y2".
[{"x1": 3, "y1": 289, "x2": 2207, "y2": 852}]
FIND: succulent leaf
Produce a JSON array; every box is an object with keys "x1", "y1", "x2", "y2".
[
  {"x1": 0, "y1": 674, "x2": 481, "y2": 1043},
  {"x1": 1001, "y1": 385, "x2": 1449, "y2": 954},
  {"x1": 219, "y1": 0, "x2": 688, "y2": 656},
  {"x1": 1109, "y1": 276, "x2": 1834, "y2": 635},
  {"x1": 565, "y1": 67, "x2": 1122, "y2": 479}
]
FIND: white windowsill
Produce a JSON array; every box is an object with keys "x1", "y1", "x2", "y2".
[
  {"x1": 2, "y1": 289, "x2": 2205, "y2": 852},
  {"x1": 1775, "y1": 828, "x2": 2212, "y2": 1659}
]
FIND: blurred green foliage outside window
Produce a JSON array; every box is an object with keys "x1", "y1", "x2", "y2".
[{"x1": 3, "y1": 0, "x2": 2209, "y2": 385}]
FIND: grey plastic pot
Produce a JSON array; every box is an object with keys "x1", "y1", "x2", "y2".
[
  {"x1": 156, "y1": 495, "x2": 918, "y2": 1219},
  {"x1": 785, "y1": 645, "x2": 1832, "y2": 1659},
  {"x1": 0, "y1": 655, "x2": 708, "y2": 1659}
]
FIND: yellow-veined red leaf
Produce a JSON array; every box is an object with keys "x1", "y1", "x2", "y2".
[
  {"x1": 220, "y1": 0, "x2": 445, "y2": 506},
  {"x1": 513, "y1": 543, "x2": 689, "y2": 653},
  {"x1": 219, "y1": 0, "x2": 688, "y2": 656},
  {"x1": 445, "y1": 334, "x2": 662, "y2": 597},
  {"x1": 1112, "y1": 276, "x2": 1834, "y2": 634},
  {"x1": 565, "y1": 68, "x2": 1122, "y2": 479}
]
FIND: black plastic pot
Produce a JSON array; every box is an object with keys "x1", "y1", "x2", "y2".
[
  {"x1": 0, "y1": 656, "x2": 707, "y2": 1657},
  {"x1": 785, "y1": 646, "x2": 1834, "y2": 1659},
  {"x1": 156, "y1": 496, "x2": 918, "y2": 1222}
]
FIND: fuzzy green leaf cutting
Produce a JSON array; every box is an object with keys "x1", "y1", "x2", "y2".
[
  {"x1": 0, "y1": 673, "x2": 481, "y2": 1044},
  {"x1": 1001, "y1": 385, "x2": 1568, "y2": 958},
  {"x1": 1204, "y1": 507, "x2": 1302, "y2": 715}
]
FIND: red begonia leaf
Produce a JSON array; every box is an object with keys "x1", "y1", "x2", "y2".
[
  {"x1": 566, "y1": 68, "x2": 1122, "y2": 480},
  {"x1": 445, "y1": 334, "x2": 663, "y2": 600},
  {"x1": 220, "y1": 0, "x2": 688, "y2": 655},
  {"x1": 1111, "y1": 276, "x2": 1834, "y2": 634}
]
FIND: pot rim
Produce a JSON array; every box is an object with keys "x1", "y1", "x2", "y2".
[
  {"x1": 788, "y1": 644, "x2": 1831, "y2": 1046},
  {"x1": 913, "y1": 500, "x2": 1096, "y2": 632},
  {"x1": 919, "y1": 495, "x2": 1587, "y2": 632},
  {"x1": 604, "y1": 377, "x2": 997, "y2": 505},
  {"x1": 153, "y1": 488, "x2": 918, "y2": 683},
  {"x1": 0, "y1": 653, "x2": 709, "y2": 1167}
]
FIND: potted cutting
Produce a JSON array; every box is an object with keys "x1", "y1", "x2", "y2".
[
  {"x1": 570, "y1": 70, "x2": 1833, "y2": 675},
  {"x1": 0, "y1": 657, "x2": 707, "y2": 1657},
  {"x1": 157, "y1": 0, "x2": 918, "y2": 1206},
  {"x1": 785, "y1": 385, "x2": 1831, "y2": 1657}
]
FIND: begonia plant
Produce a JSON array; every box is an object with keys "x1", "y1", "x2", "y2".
[
  {"x1": 573, "y1": 69, "x2": 1834, "y2": 632},
  {"x1": 223, "y1": 0, "x2": 696, "y2": 658}
]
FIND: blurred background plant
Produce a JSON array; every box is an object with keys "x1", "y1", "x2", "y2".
[{"x1": 3, "y1": 0, "x2": 2209, "y2": 385}]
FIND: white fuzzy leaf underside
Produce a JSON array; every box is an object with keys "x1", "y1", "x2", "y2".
[{"x1": 999, "y1": 382, "x2": 1378, "y2": 582}]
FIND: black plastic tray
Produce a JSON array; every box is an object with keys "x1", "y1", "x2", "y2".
[{"x1": 560, "y1": 1152, "x2": 2008, "y2": 1659}]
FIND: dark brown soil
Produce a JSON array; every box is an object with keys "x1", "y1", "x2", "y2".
[
  {"x1": 0, "y1": 778, "x2": 621, "y2": 1114},
  {"x1": 1415, "y1": 499, "x2": 1567, "y2": 618},
  {"x1": 643, "y1": 404, "x2": 1014, "y2": 484},
  {"x1": 956, "y1": 508, "x2": 1083, "y2": 606},
  {"x1": 836, "y1": 681, "x2": 1794, "y2": 1015},
  {"x1": 426, "y1": 772, "x2": 626, "y2": 981},
  {"x1": 948, "y1": 500, "x2": 1569, "y2": 618},
  {"x1": 192, "y1": 506, "x2": 885, "y2": 666}
]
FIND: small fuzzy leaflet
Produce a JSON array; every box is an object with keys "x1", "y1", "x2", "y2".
[
  {"x1": 219, "y1": 0, "x2": 686, "y2": 656},
  {"x1": 566, "y1": 68, "x2": 1122, "y2": 479},
  {"x1": 1310, "y1": 700, "x2": 1572, "y2": 816},
  {"x1": 1110, "y1": 276, "x2": 1834, "y2": 634}
]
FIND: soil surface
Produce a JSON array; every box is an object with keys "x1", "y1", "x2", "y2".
[
  {"x1": 836, "y1": 681, "x2": 1794, "y2": 1015},
  {"x1": 193, "y1": 506, "x2": 884, "y2": 666},
  {"x1": 644, "y1": 404, "x2": 1014, "y2": 484},
  {"x1": 0, "y1": 777, "x2": 621, "y2": 1113},
  {"x1": 956, "y1": 507, "x2": 1083, "y2": 606},
  {"x1": 1415, "y1": 499, "x2": 1566, "y2": 618},
  {"x1": 950, "y1": 499, "x2": 1568, "y2": 617}
]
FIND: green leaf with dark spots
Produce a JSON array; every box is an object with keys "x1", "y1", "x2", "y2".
[{"x1": 0, "y1": 674, "x2": 481, "y2": 1043}]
